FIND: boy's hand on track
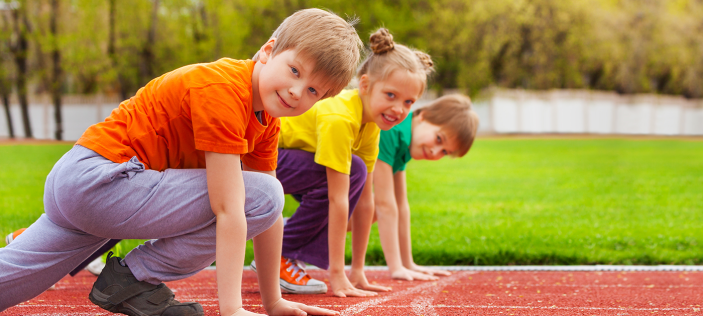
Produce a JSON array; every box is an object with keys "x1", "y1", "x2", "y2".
[
  {"x1": 229, "y1": 307, "x2": 265, "y2": 316},
  {"x1": 410, "y1": 264, "x2": 451, "y2": 277},
  {"x1": 330, "y1": 271, "x2": 379, "y2": 297},
  {"x1": 391, "y1": 266, "x2": 439, "y2": 281},
  {"x1": 266, "y1": 298, "x2": 340, "y2": 316},
  {"x1": 350, "y1": 269, "x2": 392, "y2": 292}
]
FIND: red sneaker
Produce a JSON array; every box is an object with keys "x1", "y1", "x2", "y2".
[
  {"x1": 251, "y1": 256, "x2": 328, "y2": 294},
  {"x1": 4, "y1": 228, "x2": 26, "y2": 245}
]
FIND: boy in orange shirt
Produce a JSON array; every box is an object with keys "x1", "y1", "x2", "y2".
[{"x1": 0, "y1": 9, "x2": 361, "y2": 316}]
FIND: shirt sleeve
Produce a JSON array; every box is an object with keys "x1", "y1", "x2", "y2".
[
  {"x1": 315, "y1": 114, "x2": 355, "y2": 174},
  {"x1": 190, "y1": 84, "x2": 250, "y2": 154},
  {"x1": 396, "y1": 160, "x2": 408, "y2": 173},
  {"x1": 377, "y1": 129, "x2": 398, "y2": 168},
  {"x1": 242, "y1": 117, "x2": 280, "y2": 171},
  {"x1": 354, "y1": 126, "x2": 380, "y2": 173}
]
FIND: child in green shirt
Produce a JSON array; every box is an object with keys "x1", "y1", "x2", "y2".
[{"x1": 374, "y1": 94, "x2": 479, "y2": 280}]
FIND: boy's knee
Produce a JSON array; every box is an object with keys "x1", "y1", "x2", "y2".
[
  {"x1": 261, "y1": 174, "x2": 285, "y2": 216},
  {"x1": 244, "y1": 173, "x2": 284, "y2": 234},
  {"x1": 349, "y1": 155, "x2": 368, "y2": 185}
]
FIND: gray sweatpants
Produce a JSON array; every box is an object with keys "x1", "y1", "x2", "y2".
[{"x1": 0, "y1": 145, "x2": 284, "y2": 311}]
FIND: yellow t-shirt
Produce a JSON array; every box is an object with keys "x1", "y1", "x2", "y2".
[{"x1": 279, "y1": 89, "x2": 380, "y2": 174}]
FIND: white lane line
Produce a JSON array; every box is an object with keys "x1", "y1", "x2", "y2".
[
  {"x1": 411, "y1": 296, "x2": 437, "y2": 316},
  {"x1": 448, "y1": 265, "x2": 703, "y2": 272},
  {"x1": 236, "y1": 265, "x2": 703, "y2": 272},
  {"x1": 340, "y1": 273, "x2": 463, "y2": 316},
  {"x1": 470, "y1": 283, "x2": 703, "y2": 288},
  {"x1": 426, "y1": 305, "x2": 703, "y2": 312},
  {"x1": 409, "y1": 275, "x2": 456, "y2": 316}
]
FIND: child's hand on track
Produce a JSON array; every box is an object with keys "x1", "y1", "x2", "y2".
[
  {"x1": 409, "y1": 264, "x2": 452, "y2": 276},
  {"x1": 330, "y1": 271, "x2": 379, "y2": 297},
  {"x1": 229, "y1": 307, "x2": 265, "y2": 316},
  {"x1": 391, "y1": 266, "x2": 439, "y2": 281},
  {"x1": 266, "y1": 298, "x2": 340, "y2": 316},
  {"x1": 350, "y1": 269, "x2": 392, "y2": 292}
]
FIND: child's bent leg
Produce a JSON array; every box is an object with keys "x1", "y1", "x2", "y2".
[
  {"x1": 123, "y1": 170, "x2": 284, "y2": 284},
  {"x1": 277, "y1": 149, "x2": 367, "y2": 269},
  {"x1": 0, "y1": 214, "x2": 109, "y2": 311},
  {"x1": 47, "y1": 146, "x2": 282, "y2": 284}
]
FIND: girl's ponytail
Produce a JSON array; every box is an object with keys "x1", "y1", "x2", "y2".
[
  {"x1": 414, "y1": 51, "x2": 434, "y2": 75},
  {"x1": 357, "y1": 28, "x2": 434, "y2": 92},
  {"x1": 369, "y1": 28, "x2": 395, "y2": 54}
]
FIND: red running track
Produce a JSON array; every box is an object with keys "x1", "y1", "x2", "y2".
[{"x1": 3, "y1": 269, "x2": 702, "y2": 315}]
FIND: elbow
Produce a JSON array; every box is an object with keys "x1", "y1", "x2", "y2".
[
  {"x1": 328, "y1": 198, "x2": 349, "y2": 214},
  {"x1": 374, "y1": 201, "x2": 398, "y2": 217},
  {"x1": 211, "y1": 203, "x2": 227, "y2": 217},
  {"x1": 355, "y1": 194, "x2": 374, "y2": 211}
]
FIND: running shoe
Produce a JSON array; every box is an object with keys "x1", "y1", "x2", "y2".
[
  {"x1": 86, "y1": 257, "x2": 106, "y2": 276},
  {"x1": 4, "y1": 228, "x2": 26, "y2": 245},
  {"x1": 250, "y1": 256, "x2": 328, "y2": 294},
  {"x1": 89, "y1": 252, "x2": 203, "y2": 315}
]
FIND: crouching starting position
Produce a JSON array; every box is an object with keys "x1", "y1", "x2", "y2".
[{"x1": 0, "y1": 8, "x2": 361, "y2": 316}]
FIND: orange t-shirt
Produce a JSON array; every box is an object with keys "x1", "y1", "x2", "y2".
[{"x1": 76, "y1": 58, "x2": 279, "y2": 171}]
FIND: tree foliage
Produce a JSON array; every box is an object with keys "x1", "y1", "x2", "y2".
[{"x1": 1, "y1": 0, "x2": 701, "y2": 99}]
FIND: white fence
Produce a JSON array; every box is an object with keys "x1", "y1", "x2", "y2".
[
  {"x1": 0, "y1": 95, "x2": 121, "y2": 141},
  {"x1": 470, "y1": 89, "x2": 703, "y2": 135},
  {"x1": 2, "y1": 90, "x2": 703, "y2": 141}
]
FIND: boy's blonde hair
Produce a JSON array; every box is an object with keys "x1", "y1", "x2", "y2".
[
  {"x1": 253, "y1": 8, "x2": 363, "y2": 99},
  {"x1": 414, "y1": 94, "x2": 479, "y2": 157},
  {"x1": 357, "y1": 28, "x2": 434, "y2": 92}
]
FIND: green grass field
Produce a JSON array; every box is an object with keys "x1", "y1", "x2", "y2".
[{"x1": 1, "y1": 138, "x2": 702, "y2": 265}]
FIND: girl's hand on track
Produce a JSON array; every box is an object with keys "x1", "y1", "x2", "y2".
[
  {"x1": 330, "y1": 271, "x2": 379, "y2": 297},
  {"x1": 266, "y1": 298, "x2": 340, "y2": 315},
  {"x1": 229, "y1": 307, "x2": 265, "y2": 316},
  {"x1": 391, "y1": 266, "x2": 439, "y2": 281},
  {"x1": 410, "y1": 264, "x2": 452, "y2": 276},
  {"x1": 350, "y1": 269, "x2": 392, "y2": 292}
]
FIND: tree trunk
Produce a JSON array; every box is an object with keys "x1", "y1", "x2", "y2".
[
  {"x1": 1, "y1": 10, "x2": 15, "y2": 138},
  {"x1": 191, "y1": 1, "x2": 209, "y2": 61},
  {"x1": 140, "y1": 0, "x2": 159, "y2": 85},
  {"x1": 0, "y1": 78, "x2": 14, "y2": 138},
  {"x1": 51, "y1": 0, "x2": 63, "y2": 140},
  {"x1": 107, "y1": 0, "x2": 129, "y2": 101},
  {"x1": 11, "y1": 8, "x2": 32, "y2": 138}
]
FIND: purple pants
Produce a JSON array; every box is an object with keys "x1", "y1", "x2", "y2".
[{"x1": 277, "y1": 149, "x2": 367, "y2": 269}]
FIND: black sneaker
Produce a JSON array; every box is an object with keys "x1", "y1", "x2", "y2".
[{"x1": 89, "y1": 252, "x2": 204, "y2": 316}]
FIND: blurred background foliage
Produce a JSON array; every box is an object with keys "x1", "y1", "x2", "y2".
[{"x1": 1, "y1": 0, "x2": 703, "y2": 101}]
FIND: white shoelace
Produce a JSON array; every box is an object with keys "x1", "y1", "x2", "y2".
[{"x1": 285, "y1": 259, "x2": 308, "y2": 282}]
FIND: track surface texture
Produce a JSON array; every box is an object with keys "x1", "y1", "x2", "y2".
[{"x1": 3, "y1": 269, "x2": 702, "y2": 315}]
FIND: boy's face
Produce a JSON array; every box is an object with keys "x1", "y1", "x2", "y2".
[
  {"x1": 410, "y1": 114, "x2": 459, "y2": 160},
  {"x1": 257, "y1": 45, "x2": 330, "y2": 118},
  {"x1": 360, "y1": 70, "x2": 423, "y2": 131}
]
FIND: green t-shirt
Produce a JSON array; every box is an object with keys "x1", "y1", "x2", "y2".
[{"x1": 377, "y1": 113, "x2": 413, "y2": 173}]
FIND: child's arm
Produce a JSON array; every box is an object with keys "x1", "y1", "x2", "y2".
[
  {"x1": 394, "y1": 170, "x2": 451, "y2": 277},
  {"x1": 216, "y1": 160, "x2": 338, "y2": 315},
  {"x1": 348, "y1": 172, "x2": 392, "y2": 292},
  {"x1": 242, "y1": 163, "x2": 276, "y2": 177},
  {"x1": 327, "y1": 167, "x2": 378, "y2": 297},
  {"x1": 205, "y1": 152, "x2": 250, "y2": 315},
  {"x1": 373, "y1": 162, "x2": 438, "y2": 281},
  {"x1": 253, "y1": 216, "x2": 340, "y2": 315}
]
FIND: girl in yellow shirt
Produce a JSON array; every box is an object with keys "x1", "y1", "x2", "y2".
[{"x1": 266, "y1": 28, "x2": 434, "y2": 297}]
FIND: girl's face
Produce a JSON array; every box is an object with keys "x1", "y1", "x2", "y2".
[
  {"x1": 360, "y1": 69, "x2": 423, "y2": 131},
  {"x1": 410, "y1": 112, "x2": 459, "y2": 160}
]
